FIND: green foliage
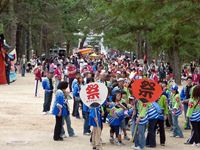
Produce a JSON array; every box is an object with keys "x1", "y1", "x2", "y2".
[
  {"x1": 0, "y1": 23, "x2": 3, "y2": 33},
  {"x1": 87, "y1": 0, "x2": 200, "y2": 61},
  {"x1": 0, "y1": 0, "x2": 199, "y2": 61}
]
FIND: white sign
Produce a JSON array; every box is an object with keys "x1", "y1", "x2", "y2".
[{"x1": 80, "y1": 82, "x2": 108, "y2": 108}]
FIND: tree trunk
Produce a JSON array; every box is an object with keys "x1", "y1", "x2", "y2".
[
  {"x1": 16, "y1": 25, "x2": 26, "y2": 57},
  {"x1": 25, "y1": 30, "x2": 29, "y2": 58},
  {"x1": 16, "y1": 23, "x2": 22, "y2": 59},
  {"x1": 42, "y1": 25, "x2": 48, "y2": 57},
  {"x1": 167, "y1": 49, "x2": 173, "y2": 67},
  {"x1": 79, "y1": 36, "x2": 86, "y2": 49},
  {"x1": 0, "y1": 0, "x2": 9, "y2": 13},
  {"x1": 38, "y1": 25, "x2": 43, "y2": 56},
  {"x1": 136, "y1": 31, "x2": 143, "y2": 59},
  {"x1": 8, "y1": 0, "x2": 17, "y2": 48},
  {"x1": 171, "y1": 39, "x2": 181, "y2": 85},
  {"x1": 144, "y1": 30, "x2": 151, "y2": 64},
  {"x1": 66, "y1": 39, "x2": 71, "y2": 57},
  {"x1": 27, "y1": 20, "x2": 33, "y2": 60}
]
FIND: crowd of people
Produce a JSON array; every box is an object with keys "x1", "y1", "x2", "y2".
[{"x1": 29, "y1": 52, "x2": 200, "y2": 150}]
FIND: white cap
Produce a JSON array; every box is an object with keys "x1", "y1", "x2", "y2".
[
  {"x1": 116, "y1": 71, "x2": 121, "y2": 74},
  {"x1": 139, "y1": 67, "x2": 143, "y2": 71},
  {"x1": 117, "y1": 78, "x2": 124, "y2": 82}
]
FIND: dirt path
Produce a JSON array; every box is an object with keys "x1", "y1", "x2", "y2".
[{"x1": 0, "y1": 74, "x2": 197, "y2": 150}]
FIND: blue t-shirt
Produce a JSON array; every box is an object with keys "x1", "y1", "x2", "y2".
[
  {"x1": 83, "y1": 104, "x2": 90, "y2": 113},
  {"x1": 52, "y1": 90, "x2": 69, "y2": 116},
  {"x1": 108, "y1": 104, "x2": 125, "y2": 126},
  {"x1": 89, "y1": 107, "x2": 102, "y2": 128},
  {"x1": 72, "y1": 82, "x2": 80, "y2": 97}
]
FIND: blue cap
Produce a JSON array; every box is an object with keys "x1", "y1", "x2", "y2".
[{"x1": 171, "y1": 84, "x2": 178, "y2": 91}]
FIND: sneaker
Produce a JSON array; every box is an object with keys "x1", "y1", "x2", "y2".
[
  {"x1": 196, "y1": 143, "x2": 200, "y2": 147},
  {"x1": 115, "y1": 141, "x2": 122, "y2": 146},
  {"x1": 69, "y1": 134, "x2": 77, "y2": 137},
  {"x1": 47, "y1": 111, "x2": 52, "y2": 115},
  {"x1": 61, "y1": 134, "x2": 67, "y2": 138},
  {"x1": 161, "y1": 143, "x2": 165, "y2": 146},
  {"x1": 119, "y1": 141, "x2": 125, "y2": 145},
  {"x1": 42, "y1": 112, "x2": 48, "y2": 115},
  {"x1": 192, "y1": 143, "x2": 197, "y2": 146},
  {"x1": 54, "y1": 137, "x2": 63, "y2": 141},
  {"x1": 131, "y1": 145, "x2": 136, "y2": 149},
  {"x1": 131, "y1": 145, "x2": 142, "y2": 150},
  {"x1": 114, "y1": 139, "x2": 121, "y2": 146},
  {"x1": 83, "y1": 132, "x2": 91, "y2": 136},
  {"x1": 110, "y1": 137, "x2": 114, "y2": 144},
  {"x1": 124, "y1": 135, "x2": 130, "y2": 141}
]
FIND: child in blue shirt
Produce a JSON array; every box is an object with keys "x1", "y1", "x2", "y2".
[
  {"x1": 89, "y1": 103, "x2": 102, "y2": 150},
  {"x1": 108, "y1": 91, "x2": 126, "y2": 145},
  {"x1": 52, "y1": 81, "x2": 68, "y2": 141}
]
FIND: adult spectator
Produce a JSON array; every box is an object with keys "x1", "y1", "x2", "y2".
[
  {"x1": 20, "y1": 55, "x2": 27, "y2": 77},
  {"x1": 67, "y1": 62, "x2": 77, "y2": 92},
  {"x1": 42, "y1": 70, "x2": 54, "y2": 114},
  {"x1": 33, "y1": 63, "x2": 42, "y2": 97},
  {"x1": 180, "y1": 76, "x2": 193, "y2": 130},
  {"x1": 54, "y1": 64, "x2": 62, "y2": 91},
  {"x1": 158, "y1": 62, "x2": 166, "y2": 81}
]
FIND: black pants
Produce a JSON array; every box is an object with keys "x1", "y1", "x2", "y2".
[
  {"x1": 165, "y1": 117, "x2": 171, "y2": 127},
  {"x1": 125, "y1": 117, "x2": 130, "y2": 126},
  {"x1": 157, "y1": 119, "x2": 166, "y2": 144},
  {"x1": 102, "y1": 108, "x2": 108, "y2": 123},
  {"x1": 110, "y1": 125, "x2": 120, "y2": 137},
  {"x1": 191, "y1": 121, "x2": 200, "y2": 144},
  {"x1": 146, "y1": 119, "x2": 157, "y2": 147},
  {"x1": 6, "y1": 70, "x2": 10, "y2": 84},
  {"x1": 21, "y1": 65, "x2": 26, "y2": 77},
  {"x1": 186, "y1": 129, "x2": 195, "y2": 144},
  {"x1": 72, "y1": 97, "x2": 80, "y2": 118},
  {"x1": 53, "y1": 116, "x2": 63, "y2": 140},
  {"x1": 43, "y1": 92, "x2": 53, "y2": 112},
  {"x1": 69, "y1": 78, "x2": 74, "y2": 92}
]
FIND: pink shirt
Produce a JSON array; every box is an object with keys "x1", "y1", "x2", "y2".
[{"x1": 54, "y1": 68, "x2": 62, "y2": 80}]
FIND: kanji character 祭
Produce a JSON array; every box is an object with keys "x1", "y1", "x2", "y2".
[
  {"x1": 139, "y1": 80, "x2": 156, "y2": 101},
  {"x1": 86, "y1": 83, "x2": 100, "y2": 101}
]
